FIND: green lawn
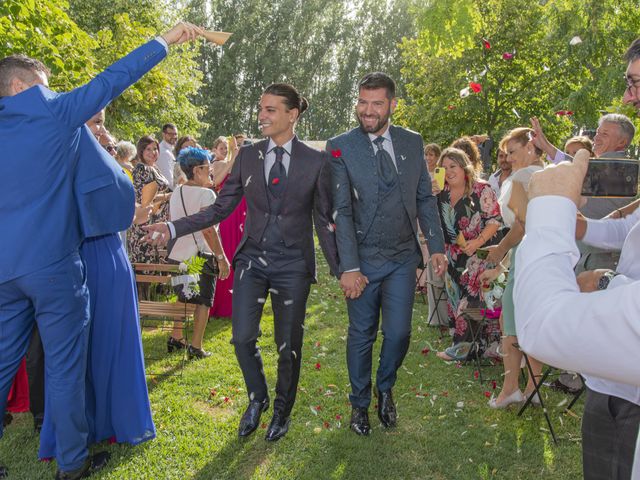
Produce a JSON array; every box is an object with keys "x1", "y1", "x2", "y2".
[{"x1": 1, "y1": 255, "x2": 583, "y2": 479}]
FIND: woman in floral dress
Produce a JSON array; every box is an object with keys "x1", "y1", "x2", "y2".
[
  {"x1": 128, "y1": 135, "x2": 172, "y2": 264},
  {"x1": 434, "y1": 147, "x2": 503, "y2": 361}
]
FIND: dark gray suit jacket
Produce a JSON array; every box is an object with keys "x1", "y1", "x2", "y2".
[
  {"x1": 171, "y1": 137, "x2": 339, "y2": 281},
  {"x1": 327, "y1": 125, "x2": 445, "y2": 273}
]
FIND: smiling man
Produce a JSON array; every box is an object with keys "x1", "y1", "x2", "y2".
[
  {"x1": 326, "y1": 72, "x2": 446, "y2": 436},
  {"x1": 144, "y1": 83, "x2": 339, "y2": 442}
]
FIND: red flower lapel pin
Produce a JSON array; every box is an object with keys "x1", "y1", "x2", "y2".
[
  {"x1": 272, "y1": 178, "x2": 280, "y2": 185},
  {"x1": 331, "y1": 149, "x2": 342, "y2": 158}
]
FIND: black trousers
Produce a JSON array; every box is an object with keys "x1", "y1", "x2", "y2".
[
  {"x1": 582, "y1": 387, "x2": 640, "y2": 480},
  {"x1": 231, "y1": 254, "x2": 311, "y2": 417},
  {"x1": 26, "y1": 325, "x2": 45, "y2": 421}
]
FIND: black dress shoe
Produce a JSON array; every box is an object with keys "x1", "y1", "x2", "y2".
[
  {"x1": 34, "y1": 414, "x2": 44, "y2": 434},
  {"x1": 55, "y1": 451, "x2": 110, "y2": 480},
  {"x1": 0, "y1": 464, "x2": 7, "y2": 479},
  {"x1": 265, "y1": 413, "x2": 291, "y2": 442},
  {"x1": 349, "y1": 407, "x2": 371, "y2": 436},
  {"x1": 377, "y1": 389, "x2": 397, "y2": 428},
  {"x1": 238, "y1": 398, "x2": 269, "y2": 438}
]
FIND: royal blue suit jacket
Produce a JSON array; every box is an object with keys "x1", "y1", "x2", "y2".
[
  {"x1": 327, "y1": 125, "x2": 445, "y2": 273},
  {"x1": 0, "y1": 39, "x2": 167, "y2": 284}
]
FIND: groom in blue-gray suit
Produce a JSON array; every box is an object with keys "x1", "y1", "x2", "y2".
[
  {"x1": 0, "y1": 23, "x2": 201, "y2": 479},
  {"x1": 327, "y1": 72, "x2": 447, "y2": 436}
]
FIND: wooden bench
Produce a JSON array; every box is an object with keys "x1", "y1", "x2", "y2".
[{"x1": 132, "y1": 263, "x2": 197, "y2": 374}]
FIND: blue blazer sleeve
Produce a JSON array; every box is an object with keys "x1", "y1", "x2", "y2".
[
  {"x1": 415, "y1": 135, "x2": 445, "y2": 255},
  {"x1": 328, "y1": 138, "x2": 360, "y2": 273},
  {"x1": 46, "y1": 39, "x2": 167, "y2": 130}
]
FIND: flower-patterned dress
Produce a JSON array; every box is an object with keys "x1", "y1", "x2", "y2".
[
  {"x1": 437, "y1": 181, "x2": 503, "y2": 344},
  {"x1": 128, "y1": 163, "x2": 170, "y2": 264}
]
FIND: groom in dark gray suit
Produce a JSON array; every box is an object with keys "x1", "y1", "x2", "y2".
[
  {"x1": 145, "y1": 84, "x2": 339, "y2": 442},
  {"x1": 327, "y1": 72, "x2": 447, "y2": 435}
]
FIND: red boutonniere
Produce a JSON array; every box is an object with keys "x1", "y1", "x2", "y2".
[
  {"x1": 272, "y1": 177, "x2": 280, "y2": 185},
  {"x1": 469, "y1": 82, "x2": 482, "y2": 94},
  {"x1": 331, "y1": 149, "x2": 342, "y2": 158}
]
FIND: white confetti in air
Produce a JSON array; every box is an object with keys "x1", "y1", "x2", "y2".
[
  {"x1": 327, "y1": 224, "x2": 335, "y2": 232},
  {"x1": 269, "y1": 288, "x2": 279, "y2": 294},
  {"x1": 279, "y1": 342, "x2": 287, "y2": 352},
  {"x1": 284, "y1": 299, "x2": 294, "y2": 306},
  {"x1": 245, "y1": 175, "x2": 252, "y2": 187},
  {"x1": 456, "y1": 401, "x2": 464, "y2": 409},
  {"x1": 460, "y1": 87, "x2": 470, "y2": 98},
  {"x1": 336, "y1": 183, "x2": 340, "y2": 189},
  {"x1": 257, "y1": 298, "x2": 266, "y2": 304},
  {"x1": 310, "y1": 406, "x2": 318, "y2": 415},
  {"x1": 479, "y1": 68, "x2": 487, "y2": 77},
  {"x1": 543, "y1": 65, "x2": 550, "y2": 71},
  {"x1": 512, "y1": 108, "x2": 521, "y2": 119},
  {"x1": 292, "y1": 351, "x2": 297, "y2": 359},
  {"x1": 569, "y1": 36, "x2": 582, "y2": 46},
  {"x1": 250, "y1": 392, "x2": 255, "y2": 401},
  {"x1": 353, "y1": 189, "x2": 359, "y2": 200},
  {"x1": 228, "y1": 289, "x2": 233, "y2": 294},
  {"x1": 239, "y1": 224, "x2": 244, "y2": 232},
  {"x1": 258, "y1": 257, "x2": 268, "y2": 266},
  {"x1": 239, "y1": 269, "x2": 245, "y2": 281},
  {"x1": 332, "y1": 210, "x2": 338, "y2": 221},
  {"x1": 247, "y1": 260, "x2": 252, "y2": 270}
]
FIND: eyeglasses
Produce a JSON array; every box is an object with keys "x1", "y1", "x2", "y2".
[
  {"x1": 623, "y1": 74, "x2": 640, "y2": 93},
  {"x1": 104, "y1": 145, "x2": 116, "y2": 153}
]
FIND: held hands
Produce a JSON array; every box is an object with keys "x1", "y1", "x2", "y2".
[
  {"x1": 431, "y1": 253, "x2": 448, "y2": 277},
  {"x1": 485, "y1": 244, "x2": 505, "y2": 265},
  {"x1": 528, "y1": 149, "x2": 589, "y2": 207},
  {"x1": 462, "y1": 238, "x2": 482, "y2": 257},
  {"x1": 340, "y1": 271, "x2": 369, "y2": 299},
  {"x1": 142, "y1": 223, "x2": 171, "y2": 246},
  {"x1": 161, "y1": 22, "x2": 204, "y2": 46}
]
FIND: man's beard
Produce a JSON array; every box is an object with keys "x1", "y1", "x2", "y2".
[{"x1": 357, "y1": 111, "x2": 390, "y2": 134}]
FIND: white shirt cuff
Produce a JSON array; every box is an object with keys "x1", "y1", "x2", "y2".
[
  {"x1": 344, "y1": 268, "x2": 360, "y2": 273},
  {"x1": 155, "y1": 36, "x2": 169, "y2": 52},
  {"x1": 167, "y1": 222, "x2": 176, "y2": 239}
]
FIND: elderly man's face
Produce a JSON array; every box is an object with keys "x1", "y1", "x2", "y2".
[{"x1": 593, "y1": 122, "x2": 628, "y2": 157}]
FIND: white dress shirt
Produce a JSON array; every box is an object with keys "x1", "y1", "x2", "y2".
[
  {"x1": 514, "y1": 196, "x2": 640, "y2": 386},
  {"x1": 157, "y1": 140, "x2": 176, "y2": 190},
  {"x1": 368, "y1": 127, "x2": 397, "y2": 170},
  {"x1": 581, "y1": 208, "x2": 640, "y2": 405}
]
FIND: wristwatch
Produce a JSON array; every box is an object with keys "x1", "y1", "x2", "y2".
[
  {"x1": 216, "y1": 254, "x2": 225, "y2": 261},
  {"x1": 597, "y1": 271, "x2": 619, "y2": 290}
]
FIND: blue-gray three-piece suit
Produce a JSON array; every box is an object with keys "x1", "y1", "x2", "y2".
[
  {"x1": 327, "y1": 125, "x2": 445, "y2": 408},
  {"x1": 0, "y1": 39, "x2": 166, "y2": 471}
]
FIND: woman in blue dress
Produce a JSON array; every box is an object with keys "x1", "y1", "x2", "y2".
[{"x1": 39, "y1": 112, "x2": 155, "y2": 460}]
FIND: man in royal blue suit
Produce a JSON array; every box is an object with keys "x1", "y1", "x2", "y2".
[
  {"x1": 0, "y1": 23, "x2": 201, "y2": 479},
  {"x1": 327, "y1": 72, "x2": 447, "y2": 436}
]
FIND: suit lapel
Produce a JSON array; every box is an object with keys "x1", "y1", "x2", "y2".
[{"x1": 389, "y1": 125, "x2": 407, "y2": 173}]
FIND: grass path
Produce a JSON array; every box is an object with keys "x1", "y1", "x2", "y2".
[{"x1": 1, "y1": 255, "x2": 583, "y2": 479}]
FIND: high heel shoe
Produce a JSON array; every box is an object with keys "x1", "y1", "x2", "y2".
[
  {"x1": 167, "y1": 336, "x2": 187, "y2": 353},
  {"x1": 187, "y1": 345, "x2": 212, "y2": 359},
  {"x1": 488, "y1": 389, "x2": 524, "y2": 409}
]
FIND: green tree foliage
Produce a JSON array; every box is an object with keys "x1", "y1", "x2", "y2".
[
  {"x1": 190, "y1": 0, "x2": 417, "y2": 145},
  {"x1": 0, "y1": 0, "x2": 97, "y2": 90},
  {"x1": 396, "y1": 0, "x2": 640, "y2": 157}
]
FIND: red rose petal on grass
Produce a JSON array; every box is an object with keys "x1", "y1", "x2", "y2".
[
  {"x1": 474, "y1": 370, "x2": 479, "y2": 379},
  {"x1": 108, "y1": 436, "x2": 117, "y2": 445},
  {"x1": 331, "y1": 149, "x2": 342, "y2": 158},
  {"x1": 315, "y1": 341, "x2": 321, "y2": 347},
  {"x1": 491, "y1": 380, "x2": 497, "y2": 390},
  {"x1": 421, "y1": 347, "x2": 430, "y2": 356},
  {"x1": 223, "y1": 396, "x2": 230, "y2": 403},
  {"x1": 335, "y1": 414, "x2": 342, "y2": 420},
  {"x1": 566, "y1": 111, "x2": 574, "y2": 115},
  {"x1": 484, "y1": 391, "x2": 491, "y2": 398},
  {"x1": 272, "y1": 178, "x2": 280, "y2": 185},
  {"x1": 482, "y1": 38, "x2": 491, "y2": 49},
  {"x1": 315, "y1": 362, "x2": 321, "y2": 370},
  {"x1": 502, "y1": 52, "x2": 514, "y2": 60},
  {"x1": 441, "y1": 391, "x2": 449, "y2": 397},
  {"x1": 315, "y1": 405, "x2": 322, "y2": 411},
  {"x1": 447, "y1": 105, "x2": 456, "y2": 110},
  {"x1": 210, "y1": 389, "x2": 217, "y2": 397},
  {"x1": 469, "y1": 82, "x2": 482, "y2": 93},
  {"x1": 40, "y1": 458, "x2": 53, "y2": 463},
  {"x1": 261, "y1": 422, "x2": 267, "y2": 429}
]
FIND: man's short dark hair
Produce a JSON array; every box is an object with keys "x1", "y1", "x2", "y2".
[
  {"x1": 162, "y1": 123, "x2": 177, "y2": 133},
  {"x1": 358, "y1": 72, "x2": 396, "y2": 99},
  {"x1": 624, "y1": 38, "x2": 640, "y2": 63},
  {"x1": 0, "y1": 55, "x2": 50, "y2": 97}
]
